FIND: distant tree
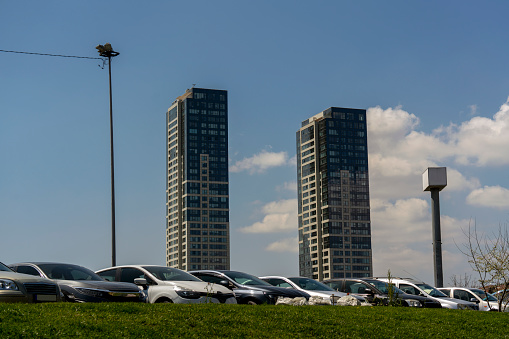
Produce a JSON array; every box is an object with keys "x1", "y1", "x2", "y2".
[
  {"x1": 448, "y1": 273, "x2": 475, "y2": 288},
  {"x1": 458, "y1": 220, "x2": 509, "y2": 312}
]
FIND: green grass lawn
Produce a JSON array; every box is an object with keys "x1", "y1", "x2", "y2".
[{"x1": 0, "y1": 303, "x2": 507, "y2": 338}]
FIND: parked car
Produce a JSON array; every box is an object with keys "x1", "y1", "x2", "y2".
[
  {"x1": 259, "y1": 276, "x2": 365, "y2": 304},
  {"x1": 9, "y1": 262, "x2": 144, "y2": 303},
  {"x1": 0, "y1": 261, "x2": 61, "y2": 303},
  {"x1": 322, "y1": 278, "x2": 441, "y2": 308},
  {"x1": 188, "y1": 270, "x2": 310, "y2": 305},
  {"x1": 374, "y1": 277, "x2": 478, "y2": 310},
  {"x1": 96, "y1": 265, "x2": 236, "y2": 304},
  {"x1": 438, "y1": 287, "x2": 504, "y2": 311}
]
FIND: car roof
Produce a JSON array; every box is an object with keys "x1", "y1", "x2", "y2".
[
  {"x1": 372, "y1": 277, "x2": 426, "y2": 284},
  {"x1": 11, "y1": 262, "x2": 87, "y2": 267}
]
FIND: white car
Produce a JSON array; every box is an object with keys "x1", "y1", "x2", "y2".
[
  {"x1": 375, "y1": 277, "x2": 478, "y2": 310},
  {"x1": 259, "y1": 275, "x2": 365, "y2": 304},
  {"x1": 96, "y1": 265, "x2": 236, "y2": 304},
  {"x1": 438, "y1": 287, "x2": 505, "y2": 311}
]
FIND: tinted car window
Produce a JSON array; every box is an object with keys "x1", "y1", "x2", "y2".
[
  {"x1": 345, "y1": 281, "x2": 369, "y2": 294},
  {"x1": 265, "y1": 278, "x2": 293, "y2": 288},
  {"x1": 97, "y1": 268, "x2": 117, "y2": 282},
  {"x1": 399, "y1": 284, "x2": 419, "y2": 295},
  {"x1": 143, "y1": 266, "x2": 201, "y2": 282},
  {"x1": 223, "y1": 272, "x2": 271, "y2": 286},
  {"x1": 16, "y1": 265, "x2": 41, "y2": 277},
  {"x1": 0, "y1": 262, "x2": 13, "y2": 272},
  {"x1": 440, "y1": 289, "x2": 451, "y2": 296},
  {"x1": 192, "y1": 274, "x2": 226, "y2": 285},
  {"x1": 38, "y1": 264, "x2": 103, "y2": 281},
  {"x1": 289, "y1": 278, "x2": 334, "y2": 291},
  {"x1": 325, "y1": 281, "x2": 343, "y2": 292},
  {"x1": 120, "y1": 268, "x2": 146, "y2": 283},
  {"x1": 453, "y1": 290, "x2": 470, "y2": 301},
  {"x1": 470, "y1": 289, "x2": 497, "y2": 302}
]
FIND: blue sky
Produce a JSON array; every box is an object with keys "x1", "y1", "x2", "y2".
[{"x1": 1, "y1": 1, "x2": 509, "y2": 285}]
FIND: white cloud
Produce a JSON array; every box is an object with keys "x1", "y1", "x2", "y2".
[
  {"x1": 368, "y1": 99, "x2": 509, "y2": 168},
  {"x1": 239, "y1": 199, "x2": 297, "y2": 233},
  {"x1": 466, "y1": 186, "x2": 509, "y2": 209},
  {"x1": 266, "y1": 237, "x2": 298, "y2": 253},
  {"x1": 371, "y1": 198, "x2": 471, "y2": 282},
  {"x1": 452, "y1": 99, "x2": 509, "y2": 166},
  {"x1": 229, "y1": 150, "x2": 290, "y2": 174}
]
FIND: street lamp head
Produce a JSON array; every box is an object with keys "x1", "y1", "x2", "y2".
[{"x1": 96, "y1": 43, "x2": 119, "y2": 58}]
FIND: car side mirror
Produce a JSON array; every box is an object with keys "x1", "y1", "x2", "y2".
[
  {"x1": 470, "y1": 298, "x2": 479, "y2": 303},
  {"x1": 134, "y1": 278, "x2": 148, "y2": 287}
]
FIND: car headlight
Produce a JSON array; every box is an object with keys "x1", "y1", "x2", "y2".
[
  {"x1": 0, "y1": 279, "x2": 18, "y2": 290},
  {"x1": 174, "y1": 286, "x2": 202, "y2": 299},
  {"x1": 405, "y1": 299, "x2": 422, "y2": 307}
]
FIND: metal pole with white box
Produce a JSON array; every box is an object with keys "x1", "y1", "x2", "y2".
[{"x1": 422, "y1": 167, "x2": 447, "y2": 288}]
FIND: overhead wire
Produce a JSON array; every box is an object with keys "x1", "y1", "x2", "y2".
[{"x1": 0, "y1": 49, "x2": 103, "y2": 60}]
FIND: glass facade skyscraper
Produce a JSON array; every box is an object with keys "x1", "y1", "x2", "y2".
[
  {"x1": 296, "y1": 107, "x2": 372, "y2": 281},
  {"x1": 166, "y1": 88, "x2": 230, "y2": 271}
]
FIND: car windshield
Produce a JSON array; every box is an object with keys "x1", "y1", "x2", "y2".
[
  {"x1": 38, "y1": 263, "x2": 103, "y2": 281},
  {"x1": 415, "y1": 283, "x2": 447, "y2": 297},
  {"x1": 363, "y1": 280, "x2": 405, "y2": 294},
  {"x1": 223, "y1": 271, "x2": 272, "y2": 286},
  {"x1": 470, "y1": 289, "x2": 497, "y2": 302},
  {"x1": 143, "y1": 266, "x2": 201, "y2": 282},
  {"x1": 0, "y1": 262, "x2": 13, "y2": 272},
  {"x1": 289, "y1": 277, "x2": 335, "y2": 291}
]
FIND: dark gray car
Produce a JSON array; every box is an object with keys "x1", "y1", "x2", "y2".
[
  {"x1": 189, "y1": 270, "x2": 310, "y2": 305},
  {"x1": 323, "y1": 278, "x2": 442, "y2": 308},
  {"x1": 9, "y1": 262, "x2": 144, "y2": 303}
]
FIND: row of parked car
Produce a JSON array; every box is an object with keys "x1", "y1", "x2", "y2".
[{"x1": 1, "y1": 260, "x2": 505, "y2": 311}]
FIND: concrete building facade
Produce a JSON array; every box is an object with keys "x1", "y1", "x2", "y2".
[
  {"x1": 166, "y1": 87, "x2": 230, "y2": 270},
  {"x1": 296, "y1": 107, "x2": 372, "y2": 281}
]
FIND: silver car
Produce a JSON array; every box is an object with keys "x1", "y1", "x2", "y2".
[
  {"x1": 96, "y1": 265, "x2": 236, "y2": 304},
  {"x1": 0, "y1": 261, "x2": 61, "y2": 303},
  {"x1": 260, "y1": 275, "x2": 365, "y2": 304},
  {"x1": 375, "y1": 277, "x2": 478, "y2": 310}
]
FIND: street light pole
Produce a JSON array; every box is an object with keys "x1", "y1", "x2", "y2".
[{"x1": 96, "y1": 43, "x2": 120, "y2": 267}]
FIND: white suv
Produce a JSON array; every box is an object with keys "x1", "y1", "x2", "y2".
[
  {"x1": 96, "y1": 265, "x2": 236, "y2": 304},
  {"x1": 375, "y1": 277, "x2": 478, "y2": 310},
  {"x1": 438, "y1": 287, "x2": 506, "y2": 312}
]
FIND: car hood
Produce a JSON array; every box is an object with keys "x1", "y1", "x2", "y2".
[
  {"x1": 156, "y1": 280, "x2": 232, "y2": 294},
  {"x1": 305, "y1": 289, "x2": 345, "y2": 297},
  {"x1": 56, "y1": 280, "x2": 140, "y2": 292},
  {"x1": 0, "y1": 271, "x2": 57, "y2": 285},
  {"x1": 434, "y1": 296, "x2": 476, "y2": 306},
  {"x1": 235, "y1": 285, "x2": 310, "y2": 298}
]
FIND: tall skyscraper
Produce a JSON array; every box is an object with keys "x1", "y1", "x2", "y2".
[
  {"x1": 296, "y1": 107, "x2": 372, "y2": 281},
  {"x1": 166, "y1": 87, "x2": 230, "y2": 271}
]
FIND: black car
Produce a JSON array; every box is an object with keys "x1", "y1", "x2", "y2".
[
  {"x1": 322, "y1": 278, "x2": 442, "y2": 308},
  {"x1": 9, "y1": 262, "x2": 144, "y2": 303},
  {"x1": 188, "y1": 270, "x2": 310, "y2": 305}
]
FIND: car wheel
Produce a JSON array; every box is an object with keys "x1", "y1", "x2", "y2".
[{"x1": 246, "y1": 300, "x2": 258, "y2": 305}]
